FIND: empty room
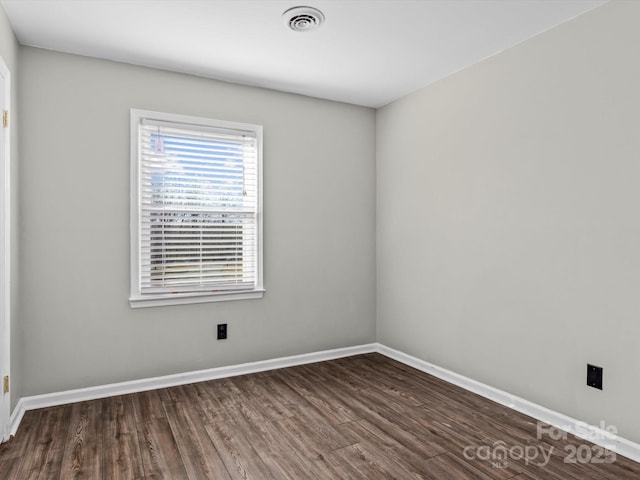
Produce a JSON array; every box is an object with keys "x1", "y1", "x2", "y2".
[{"x1": 0, "y1": 0, "x2": 639, "y2": 478}]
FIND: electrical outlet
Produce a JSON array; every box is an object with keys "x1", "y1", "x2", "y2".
[
  {"x1": 587, "y1": 364, "x2": 603, "y2": 390},
  {"x1": 217, "y1": 323, "x2": 227, "y2": 340}
]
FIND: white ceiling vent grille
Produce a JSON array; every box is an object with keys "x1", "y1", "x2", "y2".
[{"x1": 283, "y1": 6, "x2": 325, "y2": 32}]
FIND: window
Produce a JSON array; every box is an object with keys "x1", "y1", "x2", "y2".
[{"x1": 130, "y1": 109, "x2": 263, "y2": 307}]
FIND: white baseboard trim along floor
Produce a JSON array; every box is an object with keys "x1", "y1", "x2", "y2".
[{"x1": 7, "y1": 342, "x2": 640, "y2": 464}]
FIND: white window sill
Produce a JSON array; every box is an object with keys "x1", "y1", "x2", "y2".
[{"x1": 129, "y1": 289, "x2": 265, "y2": 308}]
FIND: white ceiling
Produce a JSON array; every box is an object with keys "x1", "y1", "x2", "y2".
[{"x1": 1, "y1": 0, "x2": 606, "y2": 108}]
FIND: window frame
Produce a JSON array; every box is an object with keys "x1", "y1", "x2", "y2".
[{"x1": 129, "y1": 109, "x2": 264, "y2": 308}]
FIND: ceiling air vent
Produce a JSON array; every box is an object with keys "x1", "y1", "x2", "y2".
[{"x1": 283, "y1": 6, "x2": 325, "y2": 32}]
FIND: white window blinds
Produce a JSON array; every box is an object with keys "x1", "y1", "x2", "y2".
[{"x1": 131, "y1": 110, "x2": 263, "y2": 305}]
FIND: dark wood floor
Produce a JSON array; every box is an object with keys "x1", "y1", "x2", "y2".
[{"x1": 0, "y1": 353, "x2": 638, "y2": 479}]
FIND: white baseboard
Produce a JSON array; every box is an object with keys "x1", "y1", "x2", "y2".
[
  {"x1": 8, "y1": 397, "x2": 24, "y2": 440},
  {"x1": 6, "y1": 341, "x2": 640, "y2": 466},
  {"x1": 377, "y1": 343, "x2": 640, "y2": 464},
  {"x1": 8, "y1": 343, "x2": 377, "y2": 437}
]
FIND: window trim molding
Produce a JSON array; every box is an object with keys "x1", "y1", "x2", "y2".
[{"x1": 129, "y1": 109, "x2": 264, "y2": 308}]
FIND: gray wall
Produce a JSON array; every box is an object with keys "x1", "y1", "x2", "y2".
[
  {"x1": 377, "y1": 0, "x2": 640, "y2": 443},
  {"x1": 0, "y1": 4, "x2": 21, "y2": 409},
  {"x1": 18, "y1": 47, "x2": 376, "y2": 396}
]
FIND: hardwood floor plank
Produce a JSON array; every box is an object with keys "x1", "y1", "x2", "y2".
[
  {"x1": 230, "y1": 375, "x2": 293, "y2": 422},
  {"x1": 422, "y1": 452, "x2": 496, "y2": 480},
  {"x1": 59, "y1": 400, "x2": 103, "y2": 480},
  {"x1": 230, "y1": 414, "x2": 312, "y2": 480},
  {"x1": 0, "y1": 455, "x2": 22, "y2": 479},
  {"x1": 325, "y1": 443, "x2": 397, "y2": 479},
  {"x1": 512, "y1": 473, "x2": 548, "y2": 480},
  {"x1": 163, "y1": 400, "x2": 231, "y2": 480},
  {"x1": 345, "y1": 359, "x2": 428, "y2": 408},
  {"x1": 131, "y1": 389, "x2": 165, "y2": 423},
  {"x1": 16, "y1": 404, "x2": 71, "y2": 480},
  {"x1": 102, "y1": 395, "x2": 144, "y2": 480},
  {"x1": 157, "y1": 384, "x2": 191, "y2": 405},
  {"x1": 186, "y1": 381, "x2": 234, "y2": 424},
  {"x1": 0, "y1": 409, "x2": 43, "y2": 460},
  {"x1": 273, "y1": 377, "x2": 360, "y2": 447},
  {"x1": 266, "y1": 414, "x2": 341, "y2": 479},
  {"x1": 274, "y1": 370, "x2": 360, "y2": 425},
  {"x1": 326, "y1": 382, "x2": 446, "y2": 459},
  {"x1": 359, "y1": 355, "x2": 497, "y2": 412},
  {"x1": 137, "y1": 418, "x2": 188, "y2": 480},
  {"x1": 220, "y1": 380, "x2": 337, "y2": 480},
  {"x1": 347, "y1": 418, "x2": 443, "y2": 476},
  {"x1": 205, "y1": 419, "x2": 274, "y2": 480},
  {"x1": 403, "y1": 404, "x2": 523, "y2": 479},
  {"x1": 306, "y1": 360, "x2": 370, "y2": 391},
  {"x1": 357, "y1": 383, "x2": 414, "y2": 414},
  {"x1": 287, "y1": 364, "x2": 330, "y2": 383},
  {"x1": 205, "y1": 376, "x2": 242, "y2": 397},
  {"x1": 216, "y1": 389, "x2": 266, "y2": 427},
  {"x1": 258, "y1": 373, "x2": 311, "y2": 415},
  {"x1": 278, "y1": 414, "x2": 355, "y2": 454}
]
